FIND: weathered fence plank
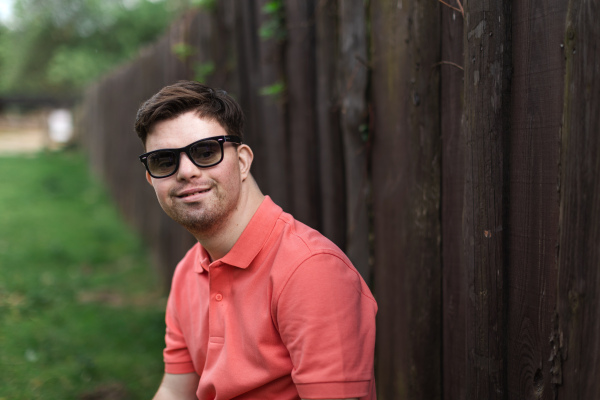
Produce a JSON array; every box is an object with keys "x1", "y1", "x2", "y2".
[
  {"x1": 557, "y1": 0, "x2": 600, "y2": 398},
  {"x1": 284, "y1": 0, "x2": 321, "y2": 231},
  {"x1": 507, "y1": 1, "x2": 567, "y2": 398},
  {"x1": 338, "y1": 0, "x2": 370, "y2": 284},
  {"x1": 315, "y1": 0, "x2": 346, "y2": 250},
  {"x1": 440, "y1": 3, "x2": 467, "y2": 399},
  {"x1": 234, "y1": 0, "x2": 265, "y2": 181},
  {"x1": 463, "y1": 0, "x2": 512, "y2": 397},
  {"x1": 371, "y1": 0, "x2": 441, "y2": 398},
  {"x1": 255, "y1": 0, "x2": 289, "y2": 212},
  {"x1": 188, "y1": 1, "x2": 239, "y2": 92}
]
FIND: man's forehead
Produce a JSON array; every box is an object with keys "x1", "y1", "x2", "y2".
[{"x1": 145, "y1": 113, "x2": 226, "y2": 151}]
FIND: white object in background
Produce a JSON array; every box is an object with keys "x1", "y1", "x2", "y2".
[{"x1": 48, "y1": 109, "x2": 73, "y2": 143}]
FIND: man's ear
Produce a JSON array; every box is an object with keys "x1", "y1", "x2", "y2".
[
  {"x1": 145, "y1": 171, "x2": 154, "y2": 186},
  {"x1": 237, "y1": 144, "x2": 253, "y2": 181}
]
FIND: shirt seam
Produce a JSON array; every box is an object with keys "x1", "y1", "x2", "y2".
[
  {"x1": 295, "y1": 379, "x2": 371, "y2": 385},
  {"x1": 276, "y1": 213, "x2": 376, "y2": 303},
  {"x1": 274, "y1": 249, "x2": 377, "y2": 309}
]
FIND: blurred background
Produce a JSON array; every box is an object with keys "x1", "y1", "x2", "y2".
[
  {"x1": 1, "y1": 0, "x2": 600, "y2": 399},
  {"x1": 0, "y1": 0, "x2": 188, "y2": 153},
  {"x1": 0, "y1": 1, "x2": 200, "y2": 399}
]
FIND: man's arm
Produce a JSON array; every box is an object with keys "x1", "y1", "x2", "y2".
[{"x1": 152, "y1": 372, "x2": 199, "y2": 400}]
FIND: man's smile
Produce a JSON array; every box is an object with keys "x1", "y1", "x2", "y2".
[{"x1": 174, "y1": 186, "x2": 213, "y2": 202}]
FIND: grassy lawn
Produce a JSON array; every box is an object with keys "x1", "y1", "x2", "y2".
[{"x1": 0, "y1": 150, "x2": 166, "y2": 399}]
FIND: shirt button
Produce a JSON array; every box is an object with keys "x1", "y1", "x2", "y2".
[{"x1": 215, "y1": 293, "x2": 223, "y2": 301}]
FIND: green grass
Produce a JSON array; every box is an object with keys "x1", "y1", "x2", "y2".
[{"x1": 0, "y1": 150, "x2": 166, "y2": 399}]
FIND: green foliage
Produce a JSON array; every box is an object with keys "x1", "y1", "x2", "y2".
[
  {"x1": 359, "y1": 123, "x2": 370, "y2": 142},
  {"x1": 0, "y1": 0, "x2": 179, "y2": 97},
  {"x1": 259, "y1": 81, "x2": 285, "y2": 97},
  {"x1": 193, "y1": 60, "x2": 215, "y2": 83},
  {"x1": 190, "y1": 0, "x2": 217, "y2": 11},
  {"x1": 0, "y1": 150, "x2": 165, "y2": 399},
  {"x1": 259, "y1": 0, "x2": 286, "y2": 41},
  {"x1": 171, "y1": 42, "x2": 196, "y2": 62}
]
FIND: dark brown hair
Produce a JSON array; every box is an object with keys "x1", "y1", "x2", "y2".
[{"x1": 134, "y1": 81, "x2": 244, "y2": 145}]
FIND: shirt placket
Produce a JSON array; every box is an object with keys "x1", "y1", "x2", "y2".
[{"x1": 208, "y1": 261, "x2": 227, "y2": 340}]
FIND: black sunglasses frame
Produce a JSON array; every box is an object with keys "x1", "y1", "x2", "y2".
[{"x1": 139, "y1": 135, "x2": 242, "y2": 179}]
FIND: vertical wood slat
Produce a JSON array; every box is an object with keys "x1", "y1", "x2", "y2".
[
  {"x1": 253, "y1": 0, "x2": 289, "y2": 211},
  {"x1": 284, "y1": 0, "x2": 321, "y2": 230},
  {"x1": 557, "y1": 0, "x2": 600, "y2": 398},
  {"x1": 463, "y1": 0, "x2": 512, "y2": 398},
  {"x1": 441, "y1": 4, "x2": 466, "y2": 399},
  {"x1": 371, "y1": 0, "x2": 441, "y2": 398},
  {"x1": 315, "y1": 0, "x2": 346, "y2": 250},
  {"x1": 338, "y1": 0, "x2": 370, "y2": 283},
  {"x1": 188, "y1": 1, "x2": 239, "y2": 93},
  {"x1": 234, "y1": 0, "x2": 264, "y2": 182},
  {"x1": 507, "y1": 0, "x2": 566, "y2": 398}
]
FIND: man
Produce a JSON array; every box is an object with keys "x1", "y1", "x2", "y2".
[{"x1": 135, "y1": 81, "x2": 377, "y2": 400}]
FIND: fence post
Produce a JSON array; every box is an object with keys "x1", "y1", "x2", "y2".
[
  {"x1": 440, "y1": 2, "x2": 467, "y2": 398},
  {"x1": 462, "y1": 0, "x2": 512, "y2": 398},
  {"x1": 338, "y1": 0, "x2": 370, "y2": 283},
  {"x1": 371, "y1": 0, "x2": 442, "y2": 397},
  {"x1": 556, "y1": 1, "x2": 600, "y2": 398}
]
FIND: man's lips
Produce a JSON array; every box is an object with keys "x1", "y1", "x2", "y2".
[{"x1": 174, "y1": 187, "x2": 212, "y2": 199}]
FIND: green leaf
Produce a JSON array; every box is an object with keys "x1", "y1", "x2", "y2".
[
  {"x1": 259, "y1": 81, "x2": 285, "y2": 97},
  {"x1": 191, "y1": 0, "x2": 217, "y2": 11},
  {"x1": 171, "y1": 42, "x2": 195, "y2": 62},
  {"x1": 262, "y1": 1, "x2": 282, "y2": 14},
  {"x1": 193, "y1": 60, "x2": 215, "y2": 83}
]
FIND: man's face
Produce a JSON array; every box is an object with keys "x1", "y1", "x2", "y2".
[{"x1": 145, "y1": 111, "x2": 245, "y2": 236}]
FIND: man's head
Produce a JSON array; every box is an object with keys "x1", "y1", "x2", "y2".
[
  {"x1": 135, "y1": 82, "x2": 263, "y2": 250},
  {"x1": 135, "y1": 80, "x2": 245, "y2": 147}
]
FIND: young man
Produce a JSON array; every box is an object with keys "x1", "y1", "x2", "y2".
[{"x1": 135, "y1": 81, "x2": 377, "y2": 400}]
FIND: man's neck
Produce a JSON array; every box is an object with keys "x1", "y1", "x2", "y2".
[{"x1": 194, "y1": 178, "x2": 264, "y2": 262}]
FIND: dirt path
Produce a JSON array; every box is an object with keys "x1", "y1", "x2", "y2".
[
  {"x1": 0, "y1": 112, "x2": 48, "y2": 155},
  {"x1": 0, "y1": 129, "x2": 46, "y2": 155}
]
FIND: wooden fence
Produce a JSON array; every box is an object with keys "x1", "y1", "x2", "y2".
[{"x1": 79, "y1": 0, "x2": 600, "y2": 398}]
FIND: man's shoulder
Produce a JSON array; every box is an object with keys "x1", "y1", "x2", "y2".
[
  {"x1": 270, "y1": 210, "x2": 351, "y2": 269},
  {"x1": 271, "y1": 211, "x2": 377, "y2": 313}
]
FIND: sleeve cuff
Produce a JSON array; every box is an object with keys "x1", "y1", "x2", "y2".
[
  {"x1": 295, "y1": 380, "x2": 370, "y2": 399},
  {"x1": 164, "y1": 361, "x2": 196, "y2": 374}
]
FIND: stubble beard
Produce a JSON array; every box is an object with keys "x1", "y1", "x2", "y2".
[{"x1": 164, "y1": 186, "x2": 236, "y2": 236}]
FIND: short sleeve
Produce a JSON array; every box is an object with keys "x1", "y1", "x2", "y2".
[
  {"x1": 276, "y1": 253, "x2": 377, "y2": 399},
  {"x1": 163, "y1": 285, "x2": 196, "y2": 374}
]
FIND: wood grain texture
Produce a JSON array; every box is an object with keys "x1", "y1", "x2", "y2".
[
  {"x1": 440, "y1": 4, "x2": 467, "y2": 399},
  {"x1": 284, "y1": 0, "x2": 321, "y2": 231},
  {"x1": 234, "y1": 0, "x2": 265, "y2": 185},
  {"x1": 371, "y1": 0, "x2": 442, "y2": 398},
  {"x1": 314, "y1": 0, "x2": 346, "y2": 251},
  {"x1": 252, "y1": 0, "x2": 292, "y2": 211},
  {"x1": 557, "y1": 0, "x2": 600, "y2": 398},
  {"x1": 463, "y1": 0, "x2": 512, "y2": 397},
  {"x1": 507, "y1": 1, "x2": 566, "y2": 399},
  {"x1": 338, "y1": 0, "x2": 370, "y2": 284}
]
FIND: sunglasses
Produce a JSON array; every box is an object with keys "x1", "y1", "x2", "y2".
[{"x1": 139, "y1": 135, "x2": 242, "y2": 178}]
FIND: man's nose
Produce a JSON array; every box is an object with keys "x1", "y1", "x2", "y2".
[{"x1": 176, "y1": 152, "x2": 201, "y2": 179}]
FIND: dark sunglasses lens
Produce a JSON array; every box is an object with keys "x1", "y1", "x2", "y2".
[
  {"x1": 189, "y1": 140, "x2": 222, "y2": 166},
  {"x1": 147, "y1": 151, "x2": 177, "y2": 177}
]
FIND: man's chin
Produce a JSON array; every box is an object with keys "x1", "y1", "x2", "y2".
[{"x1": 171, "y1": 211, "x2": 222, "y2": 234}]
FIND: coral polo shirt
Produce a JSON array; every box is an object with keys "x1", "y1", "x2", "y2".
[{"x1": 163, "y1": 196, "x2": 377, "y2": 399}]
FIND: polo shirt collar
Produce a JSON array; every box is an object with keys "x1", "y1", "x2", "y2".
[{"x1": 193, "y1": 196, "x2": 282, "y2": 273}]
